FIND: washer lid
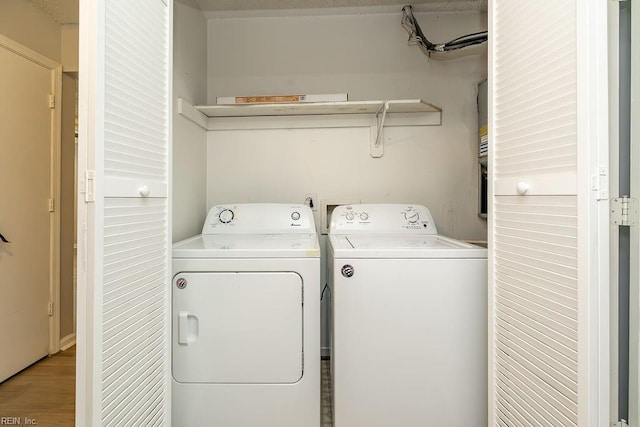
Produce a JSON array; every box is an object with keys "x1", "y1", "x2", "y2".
[
  {"x1": 330, "y1": 234, "x2": 487, "y2": 259},
  {"x1": 173, "y1": 234, "x2": 321, "y2": 258}
]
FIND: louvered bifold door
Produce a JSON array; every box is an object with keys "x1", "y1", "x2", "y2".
[
  {"x1": 79, "y1": 0, "x2": 172, "y2": 425},
  {"x1": 490, "y1": 0, "x2": 610, "y2": 426}
]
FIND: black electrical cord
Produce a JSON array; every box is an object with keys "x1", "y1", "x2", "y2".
[
  {"x1": 445, "y1": 33, "x2": 487, "y2": 48},
  {"x1": 401, "y1": 5, "x2": 487, "y2": 54}
]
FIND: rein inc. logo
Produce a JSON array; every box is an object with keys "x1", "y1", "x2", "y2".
[{"x1": 0, "y1": 417, "x2": 37, "y2": 425}]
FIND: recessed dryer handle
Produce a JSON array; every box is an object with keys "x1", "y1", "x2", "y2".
[{"x1": 178, "y1": 311, "x2": 198, "y2": 345}]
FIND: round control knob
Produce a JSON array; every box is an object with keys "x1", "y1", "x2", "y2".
[
  {"x1": 360, "y1": 212, "x2": 369, "y2": 221},
  {"x1": 405, "y1": 210, "x2": 420, "y2": 223},
  {"x1": 218, "y1": 209, "x2": 234, "y2": 224},
  {"x1": 291, "y1": 211, "x2": 301, "y2": 221},
  {"x1": 345, "y1": 212, "x2": 355, "y2": 221}
]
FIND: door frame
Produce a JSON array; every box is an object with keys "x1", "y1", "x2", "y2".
[
  {"x1": 0, "y1": 34, "x2": 62, "y2": 355},
  {"x1": 629, "y1": 0, "x2": 640, "y2": 423}
]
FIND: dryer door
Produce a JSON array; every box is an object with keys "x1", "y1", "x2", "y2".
[{"x1": 172, "y1": 271, "x2": 303, "y2": 384}]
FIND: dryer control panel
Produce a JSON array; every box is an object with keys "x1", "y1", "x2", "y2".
[
  {"x1": 203, "y1": 203, "x2": 316, "y2": 234},
  {"x1": 329, "y1": 204, "x2": 437, "y2": 235}
]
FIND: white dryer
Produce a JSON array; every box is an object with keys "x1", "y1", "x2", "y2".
[
  {"x1": 328, "y1": 204, "x2": 487, "y2": 427},
  {"x1": 172, "y1": 203, "x2": 320, "y2": 427}
]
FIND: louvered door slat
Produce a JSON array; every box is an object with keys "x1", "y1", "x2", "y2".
[
  {"x1": 496, "y1": 381, "x2": 543, "y2": 427},
  {"x1": 496, "y1": 266, "x2": 576, "y2": 297},
  {"x1": 496, "y1": 81, "x2": 574, "y2": 118},
  {"x1": 496, "y1": 351, "x2": 577, "y2": 422},
  {"x1": 496, "y1": 365, "x2": 574, "y2": 426},
  {"x1": 497, "y1": 257, "x2": 576, "y2": 288},
  {"x1": 103, "y1": 351, "x2": 164, "y2": 424},
  {"x1": 498, "y1": 282, "x2": 577, "y2": 322},
  {"x1": 103, "y1": 335, "x2": 164, "y2": 391},
  {"x1": 496, "y1": 272, "x2": 576, "y2": 308},
  {"x1": 497, "y1": 324, "x2": 577, "y2": 380},
  {"x1": 497, "y1": 306, "x2": 578, "y2": 363},
  {"x1": 496, "y1": 335, "x2": 578, "y2": 399},
  {"x1": 497, "y1": 301, "x2": 577, "y2": 351},
  {"x1": 496, "y1": 249, "x2": 576, "y2": 278},
  {"x1": 496, "y1": 234, "x2": 576, "y2": 257},
  {"x1": 106, "y1": 81, "x2": 166, "y2": 115}
]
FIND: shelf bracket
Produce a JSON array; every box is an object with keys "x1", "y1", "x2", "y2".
[
  {"x1": 177, "y1": 98, "x2": 209, "y2": 130},
  {"x1": 371, "y1": 101, "x2": 389, "y2": 158}
]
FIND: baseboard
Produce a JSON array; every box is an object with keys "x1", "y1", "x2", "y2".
[{"x1": 60, "y1": 333, "x2": 76, "y2": 351}]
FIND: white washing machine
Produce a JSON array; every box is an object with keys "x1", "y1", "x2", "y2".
[
  {"x1": 172, "y1": 203, "x2": 320, "y2": 427},
  {"x1": 328, "y1": 204, "x2": 488, "y2": 427}
]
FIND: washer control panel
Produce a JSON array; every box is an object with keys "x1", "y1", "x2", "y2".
[
  {"x1": 329, "y1": 204, "x2": 437, "y2": 235},
  {"x1": 203, "y1": 203, "x2": 316, "y2": 234}
]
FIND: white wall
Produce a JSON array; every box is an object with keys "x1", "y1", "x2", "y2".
[
  {"x1": 172, "y1": 1, "x2": 208, "y2": 242},
  {"x1": 0, "y1": 0, "x2": 61, "y2": 62},
  {"x1": 62, "y1": 24, "x2": 79, "y2": 73},
  {"x1": 205, "y1": 10, "x2": 487, "y2": 354},
  {"x1": 206, "y1": 10, "x2": 487, "y2": 241}
]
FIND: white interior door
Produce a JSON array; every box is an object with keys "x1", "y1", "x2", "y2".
[
  {"x1": 0, "y1": 36, "x2": 59, "y2": 383},
  {"x1": 77, "y1": 0, "x2": 172, "y2": 425}
]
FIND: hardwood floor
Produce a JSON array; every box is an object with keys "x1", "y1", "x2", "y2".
[{"x1": 0, "y1": 346, "x2": 75, "y2": 426}]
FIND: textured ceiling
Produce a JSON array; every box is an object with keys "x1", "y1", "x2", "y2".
[
  {"x1": 24, "y1": 0, "x2": 78, "y2": 24},
  {"x1": 194, "y1": 0, "x2": 487, "y2": 14}
]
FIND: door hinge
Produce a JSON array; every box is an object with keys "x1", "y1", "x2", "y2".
[
  {"x1": 591, "y1": 166, "x2": 609, "y2": 200},
  {"x1": 48, "y1": 301, "x2": 54, "y2": 316},
  {"x1": 614, "y1": 420, "x2": 629, "y2": 427},
  {"x1": 48, "y1": 94, "x2": 55, "y2": 109},
  {"x1": 48, "y1": 198, "x2": 54, "y2": 212},
  {"x1": 611, "y1": 196, "x2": 638, "y2": 226},
  {"x1": 83, "y1": 170, "x2": 96, "y2": 203}
]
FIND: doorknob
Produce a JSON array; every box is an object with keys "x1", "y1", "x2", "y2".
[
  {"x1": 0, "y1": 233, "x2": 10, "y2": 243},
  {"x1": 516, "y1": 181, "x2": 530, "y2": 195}
]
